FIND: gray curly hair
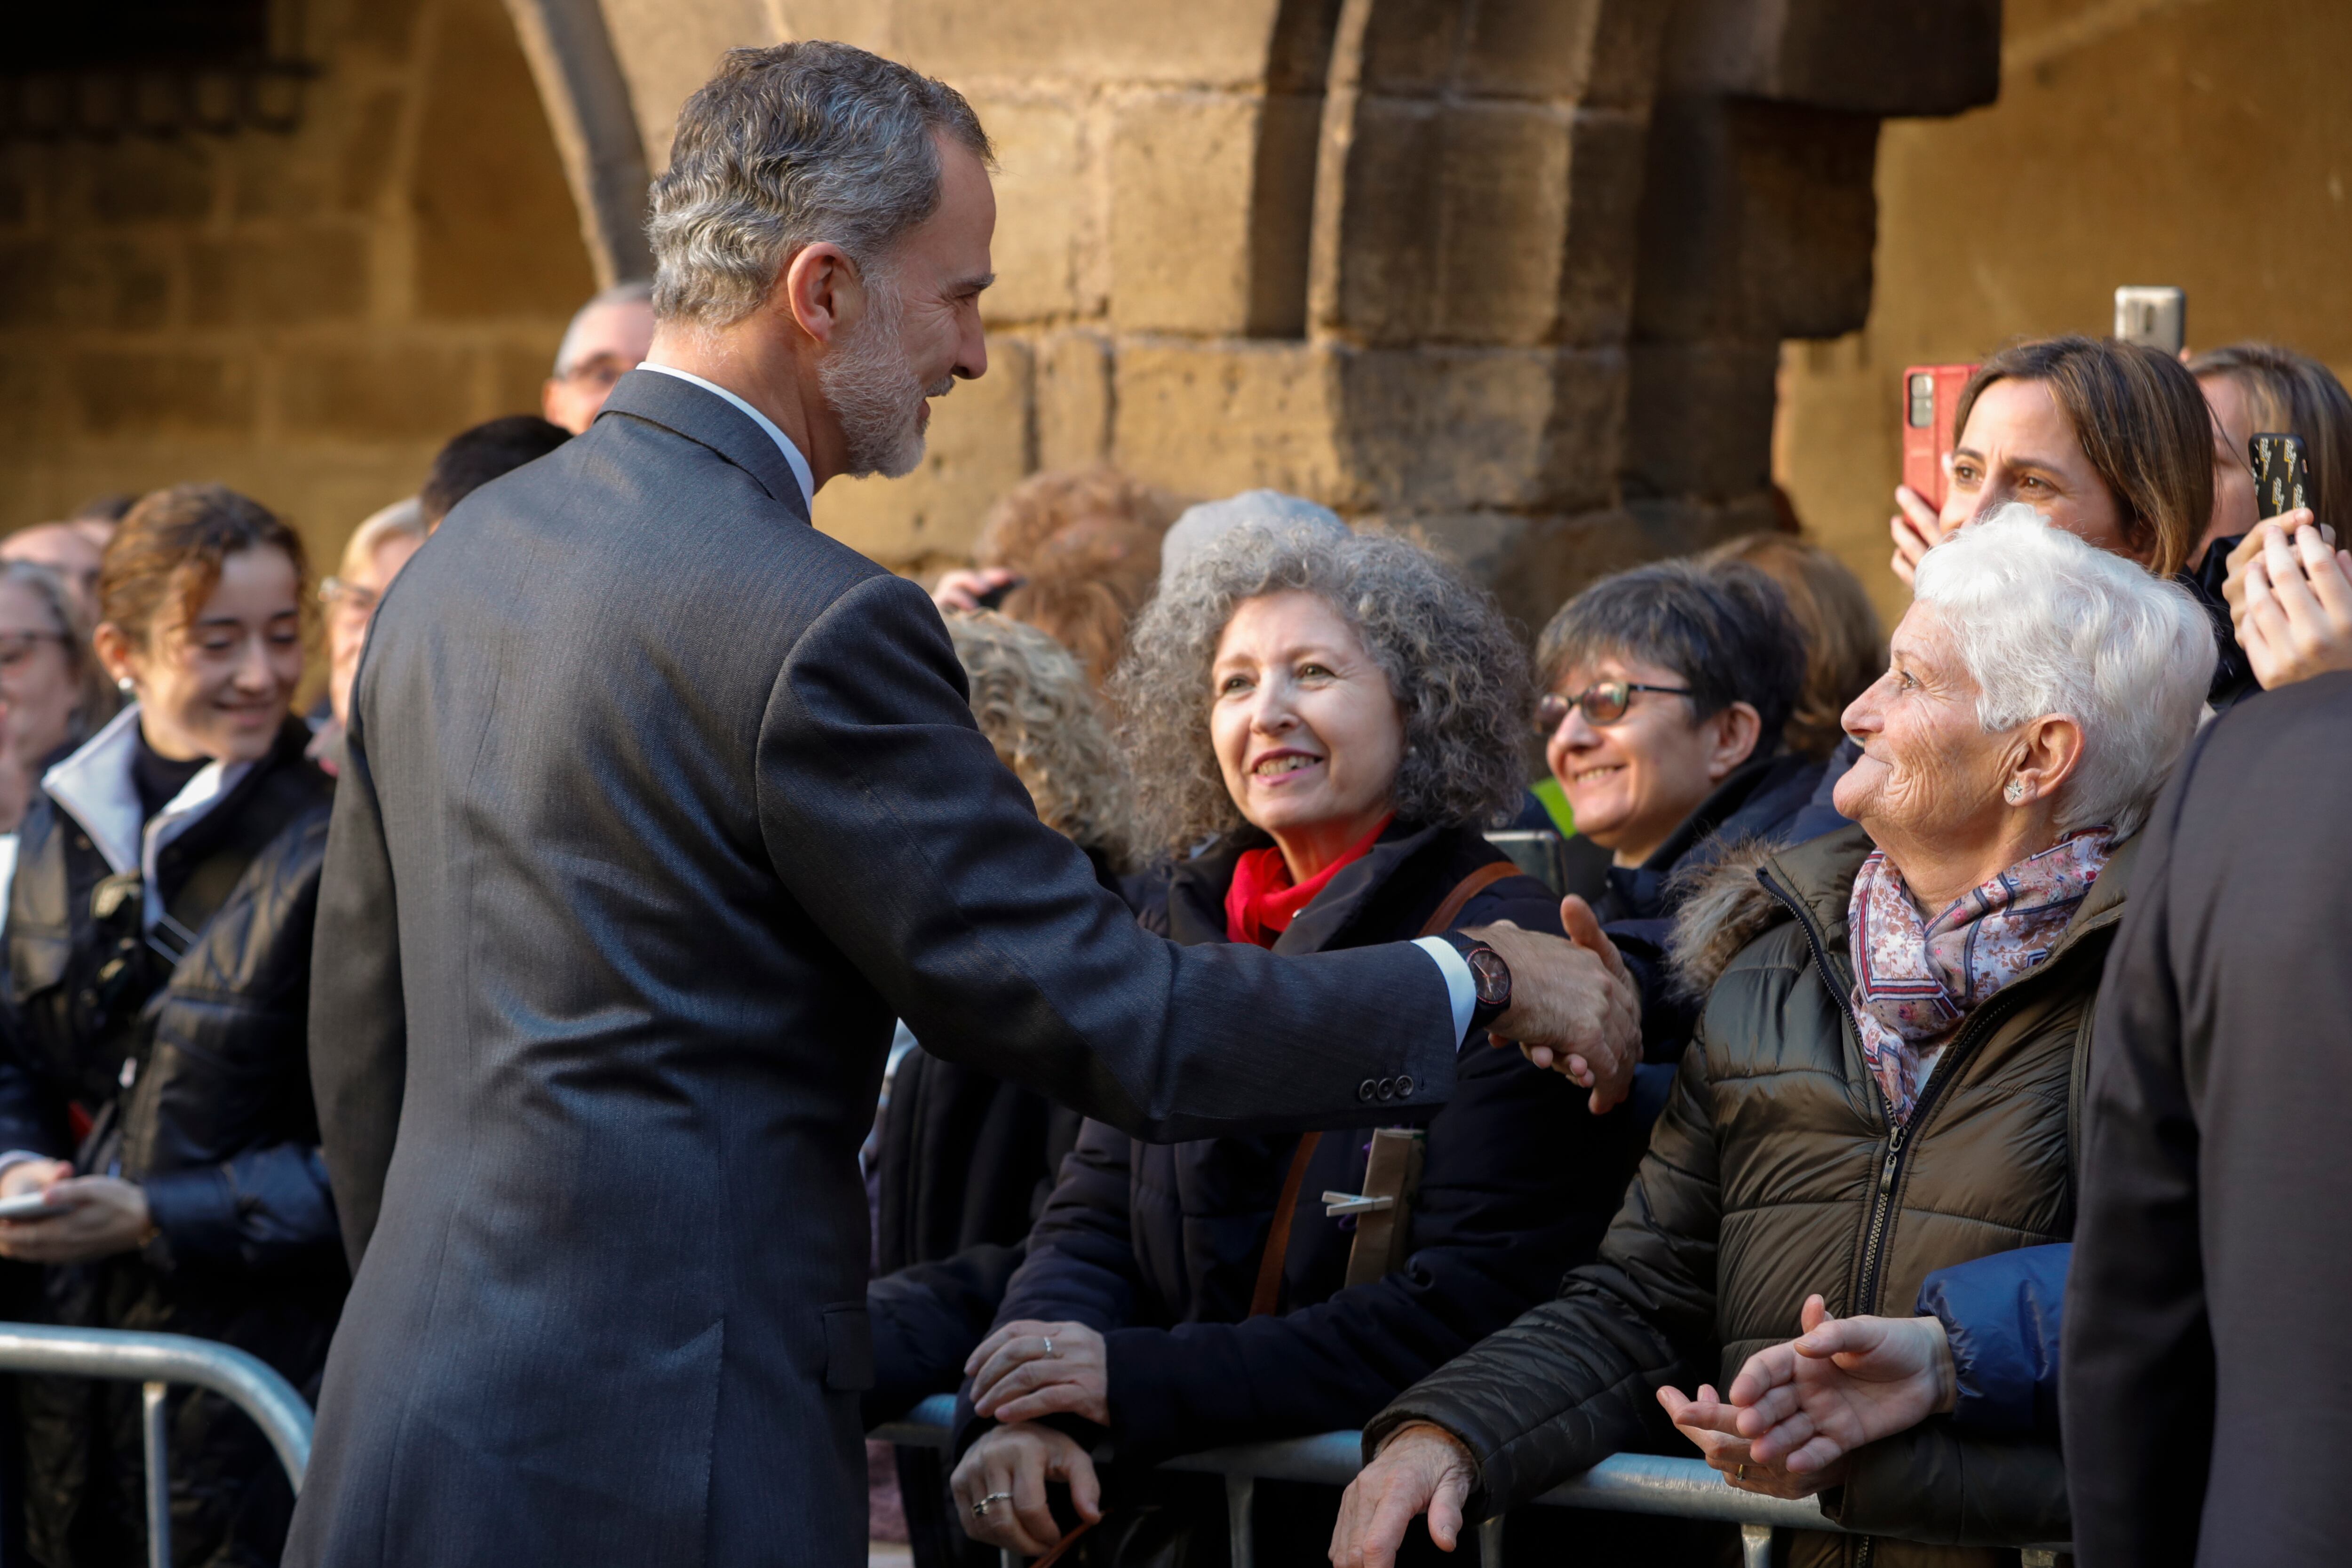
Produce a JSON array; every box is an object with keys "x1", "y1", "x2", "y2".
[
  {"x1": 648, "y1": 41, "x2": 992, "y2": 327},
  {"x1": 946, "y1": 611, "x2": 1131, "y2": 865},
  {"x1": 1112, "y1": 525, "x2": 1530, "y2": 854}
]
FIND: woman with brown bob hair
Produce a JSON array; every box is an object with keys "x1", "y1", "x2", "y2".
[
  {"x1": 1889, "y1": 334, "x2": 2215, "y2": 583},
  {"x1": 0, "y1": 483, "x2": 342, "y2": 1567}
]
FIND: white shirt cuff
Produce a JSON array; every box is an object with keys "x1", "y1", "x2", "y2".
[{"x1": 1413, "y1": 936, "x2": 1478, "y2": 1045}]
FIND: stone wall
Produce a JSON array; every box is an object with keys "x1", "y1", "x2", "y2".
[
  {"x1": 0, "y1": 0, "x2": 596, "y2": 569},
  {"x1": 1777, "y1": 0, "x2": 2352, "y2": 627},
  {"x1": 571, "y1": 0, "x2": 1998, "y2": 632}
]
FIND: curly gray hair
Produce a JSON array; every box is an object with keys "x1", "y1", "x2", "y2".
[
  {"x1": 1112, "y1": 525, "x2": 1530, "y2": 854},
  {"x1": 649, "y1": 41, "x2": 992, "y2": 327}
]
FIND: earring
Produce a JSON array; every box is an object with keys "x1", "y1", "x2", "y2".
[
  {"x1": 115, "y1": 677, "x2": 134, "y2": 695},
  {"x1": 2004, "y1": 780, "x2": 2025, "y2": 804}
]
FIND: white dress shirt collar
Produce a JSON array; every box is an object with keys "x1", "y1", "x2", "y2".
[{"x1": 636, "y1": 362, "x2": 815, "y2": 510}]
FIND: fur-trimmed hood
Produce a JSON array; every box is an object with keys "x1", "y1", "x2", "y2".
[{"x1": 1665, "y1": 825, "x2": 1875, "y2": 1004}]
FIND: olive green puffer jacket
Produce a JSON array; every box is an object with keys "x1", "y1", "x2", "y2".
[{"x1": 1367, "y1": 824, "x2": 2132, "y2": 1568}]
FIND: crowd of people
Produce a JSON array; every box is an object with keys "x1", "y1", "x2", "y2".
[{"x1": 0, "y1": 36, "x2": 2346, "y2": 1568}]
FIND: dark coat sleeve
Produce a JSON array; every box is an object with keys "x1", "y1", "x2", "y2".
[
  {"x1": 2061, "y1": 724, "x2": 2214, "y2": 1568},
  {"x1": 987, "y1": 1120, "x2": 1144, "y2": 1336},
  {"x1": 754, "y1": 574, "x2": 1463, "y2": 1143},
  {"x1": 136, "y1": 809, "x2": 342, "y2": 1272},
  {"x1": 1917, "y1": 1243, "x2": 2067, "y2": 1438},
  {"x1": 1362, "y1": 1032, "x2": 1724, "y2": 1518},
  {"x1": 307, "y1": 693, "x2": 408, "y2": 1269},
  {"x1": 1102, "y1": 1039, "x2": 1620, "y2": 1464},
  {"x1": 865, "y1": 1242, "x2": 1032, "y2": 1429}
]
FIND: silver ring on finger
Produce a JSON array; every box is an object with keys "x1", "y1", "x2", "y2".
[
  {"x1": 1042, "y1": 1336, "x2": 1057, "y2": 1358},
  {"x1": 974, "y1": 1491, "x2": 1013, "y2": 1519}
]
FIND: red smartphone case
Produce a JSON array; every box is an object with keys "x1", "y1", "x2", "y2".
[{"x1": 1901, "y1": 364, "x2": 1978, "y2": 512}]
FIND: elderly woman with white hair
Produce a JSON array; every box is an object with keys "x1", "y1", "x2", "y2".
[{"x1": 1333, "y1": 509, "x2": 2214, "y2": 1568}]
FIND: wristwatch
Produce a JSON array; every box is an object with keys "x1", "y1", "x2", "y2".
[{"x1": 1438, "y1": 931, "x2": 1512, "y2": 1035}]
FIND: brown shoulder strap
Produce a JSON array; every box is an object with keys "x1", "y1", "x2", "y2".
[
  {"x1": 1248, "y1": 1131, "x2": 1322, "y2": 1318},
  {"x1": 1244, "y1": 860, "x2": 1524, "y2": 1319},
  {"x1": 1418, "y1": 858, "x2": 1521, "y2": 939}
]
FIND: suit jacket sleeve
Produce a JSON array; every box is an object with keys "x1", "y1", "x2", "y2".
[
  {"x1": 307, "y1": 705, "x2": 408, "y2": 1269},
  {"x1": 2060, "y1": 727, "x2": 2213, "y2": 1568},
  {"x1": 754, "y1": 573, "x2": 1462, "y2": 1140}
]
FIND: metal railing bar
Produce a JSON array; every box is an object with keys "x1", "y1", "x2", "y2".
[
  {"x1": 877, "y1": 1394, "x2": 2069, "y2": 1556},
  {"x1": 0, "y1": 1323, "x2": 314, "y2": 1491},
  {"x1": 142, "y1": 1382, "x2": 170, "y2": 1568}
]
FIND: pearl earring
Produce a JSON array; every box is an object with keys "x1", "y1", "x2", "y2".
[
  {"x1": 116, "y1": 677, "x2": 134, "y2": 695},
  {"x1": 2004, "y1": 780, "x2": 2025, "y2": 804}
]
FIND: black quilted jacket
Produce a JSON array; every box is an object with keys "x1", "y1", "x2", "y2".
[{"x1": 0, "y1": 718, "x2": 343, "y2": 1568}]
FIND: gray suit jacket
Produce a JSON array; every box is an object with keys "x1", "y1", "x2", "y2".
[{"x1": 287, "y1": 370, "x2": 1462, "y2": 1568}]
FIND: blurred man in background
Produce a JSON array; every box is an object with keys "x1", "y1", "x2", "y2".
[{"x1": 540, "y1": 280, "x2": 655, "y2": 434}]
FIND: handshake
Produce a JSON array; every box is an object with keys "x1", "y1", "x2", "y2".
[{"x1": 1460, "y1": 894, "x2": 1645, "y2": 1115}]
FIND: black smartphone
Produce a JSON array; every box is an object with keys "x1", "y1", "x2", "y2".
[
  {"x1": 972, "y1": 578, "x2": 1019, "y2": 612},
  {"x1": 2252, "y1": 432, "x2": 2317, "y2": 522}
]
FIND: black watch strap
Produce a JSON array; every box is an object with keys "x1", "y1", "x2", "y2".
[{"x1": 1436, "y1": 930, "x2": 1511, "y2": 1034}]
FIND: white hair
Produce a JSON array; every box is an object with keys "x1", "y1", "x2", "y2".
[
  {"x1": 1911, "y1": 504, "x2": 2214, "y2": 839},
  {"x1": 551, "y1": 280, "x2": 652, "y2": 377}
]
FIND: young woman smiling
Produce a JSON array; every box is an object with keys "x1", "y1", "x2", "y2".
[{"x1": 0, "y1": 484, "x2": 342, "y2": 1568}]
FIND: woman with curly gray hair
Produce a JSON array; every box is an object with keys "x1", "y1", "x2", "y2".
[{"x1": 948, "y1": 520, "x2": 1650, "y2": 1565}]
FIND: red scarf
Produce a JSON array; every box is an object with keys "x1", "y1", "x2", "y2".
[{"x1": 1223, "y1": 816, "x2": 1394, "y2": 947}]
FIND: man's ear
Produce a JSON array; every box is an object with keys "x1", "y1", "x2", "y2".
[
  {"x1": 780, "y1": 243, "x2": 864, "y2": 346},
  {"x1": 1707, "y1": 702, "x2": 1764, "y2": 781}
]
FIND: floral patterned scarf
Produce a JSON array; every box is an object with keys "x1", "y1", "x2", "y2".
[{"x1": 1846, "y1": 828, "x2": 2114, "y2": 1125}]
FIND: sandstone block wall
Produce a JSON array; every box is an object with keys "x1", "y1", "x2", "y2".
[{"x1": 0, "y1": 0, "x2": 595, "y2": 569}]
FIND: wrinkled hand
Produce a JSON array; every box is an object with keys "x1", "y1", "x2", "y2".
[
  {"x1": 1661, "y1": 1380, "x2": 1844, "y2": 1500},
  {"x1": 0, "y1": 1170, "x2": 152, "y2": 1264},
  {"x1": 966, "y1": 1320, "x2": 1109, "y2": 1426},
  {"x1": 1715, "y1": 1294, "x2": 1954, "y2": 1474},
  {"x1": 1888, "y1": 485, "x2": 1948, "y2": 589},
  {"x1": 1471, "y1": 895, "x2": 1641, "y2": 1114},
  {"x1": 2229, "y1": 513, "x2": 2352, "y2": 690},
  {"x1": 1330, "y1": 1423, "x2": 1476, "y2": 1568},
  {"x1": 933, "y1": 566, "x2": 1022, "y2": 614},
  {"x1": 950, "y1": 1422, "x2": 1102, "y2": 1557}
]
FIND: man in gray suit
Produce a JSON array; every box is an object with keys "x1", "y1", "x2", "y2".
[{"x1": 291, "y1": 41, "x2": 1638, "y2": 1568}]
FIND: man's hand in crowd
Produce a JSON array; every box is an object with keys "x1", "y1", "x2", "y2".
[
  {"x1": 966, "y1": 1319, "x2": 1109, "y2": 1425},
  {"x1": 2227, "y1": 512, "x2": 2352, "y2": 690},
  {"x1": 1711, "y1": 1292, "x2": 1953, "y2": 1474},
  {"x1": 1470, "y1": 895, "x2": 1641, "y2": 1115},
  {"x1": 0, "y1": 1162, "x2": 153, "y2": 1265},
  {"x1": 1888, "y1": 485, "x2": 1949, "y2": 589},
  {"x1": 949, "y1": 1422, "x2": 1101, "y2": 1556},
  {"x1": 1328, "y1": 1422, "x2": 1477, "y2": 1568},
  {"x1": 931, "y1": 566, "x2": 1021, "y2": 614}
]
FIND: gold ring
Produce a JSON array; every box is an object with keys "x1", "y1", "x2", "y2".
[{"x1": 1735, "y1": 1464, "x2": 1748, "y2": 1482}]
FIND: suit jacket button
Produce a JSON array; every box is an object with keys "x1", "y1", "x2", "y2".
[
  {"x1": 1376, "y1": 1076, "x2": 1396, "y2": 1100},
  {"x1": 1396, "y1": 1075, "x2": 1414, "y2": 1097},
  {"x1": 1357, "y1": 1078, "x2": 1377, "y2": 1103}
]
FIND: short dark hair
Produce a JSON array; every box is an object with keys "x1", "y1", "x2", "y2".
[
  {"x1": 420, "y1": 416, "x2": 572, "y2": 527},
  {"x1": 1952, "y1": 335, "x2": 2213, "y2": 577},
  {"x1": 1536, "y1": 559, "x2": 1808, "y2": 753}
]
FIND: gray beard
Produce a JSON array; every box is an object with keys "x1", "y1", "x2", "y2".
[{"x1": 819, "y1": 280, "x2": 952, "y2": 480}]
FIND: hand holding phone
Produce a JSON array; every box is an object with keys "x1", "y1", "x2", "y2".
[
  {"x1": 2236, "y1": 512, "x2": 2352, "y2": 690},
  {"x1": 2252, "y1": 432, "x2": 2318, "y2": 523}
]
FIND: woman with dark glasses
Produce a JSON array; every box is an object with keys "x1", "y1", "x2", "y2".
[{"x1": 1532, "y1": 557, "x2": 1819, "y2": 1057}]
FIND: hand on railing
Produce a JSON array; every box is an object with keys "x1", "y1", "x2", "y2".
[
  {"x1": 966, "y1": 1320, "x2": 1108, "y2": 1425},
  {"x1": 1671, "y1": 1293, "x2": 1955, "y2": 1484},
  {"x1": 1471, "y1": 895, "x2": 1642, "y2": 1114},
  {"x1": 1328, "y1": 1422, "x2": 1476, "y2": 1568},
  {"x1": 950, "y1": 1421, "x2": 1100, "y2": 1557}
]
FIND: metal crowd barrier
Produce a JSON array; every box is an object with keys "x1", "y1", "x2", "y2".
[
  {"x1": 0, "y1": 1322, "x2": 314, "y2": 1568},
  {"x1": 875, "y1": 1394, "x2": 2067, "y2": 1568}
]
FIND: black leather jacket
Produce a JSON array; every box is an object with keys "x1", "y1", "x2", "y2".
[{"x1": 1, "y1": 716, "x2": 343, "y2": 1568}]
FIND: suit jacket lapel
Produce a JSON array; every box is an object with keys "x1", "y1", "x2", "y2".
[{"x1": 596, "y1": 368, "x2": 813, "y2": 522}]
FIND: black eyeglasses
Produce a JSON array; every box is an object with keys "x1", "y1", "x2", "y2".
[{"x1": 1536, "y1": 682, "x2": 1695, "y2": 732}]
